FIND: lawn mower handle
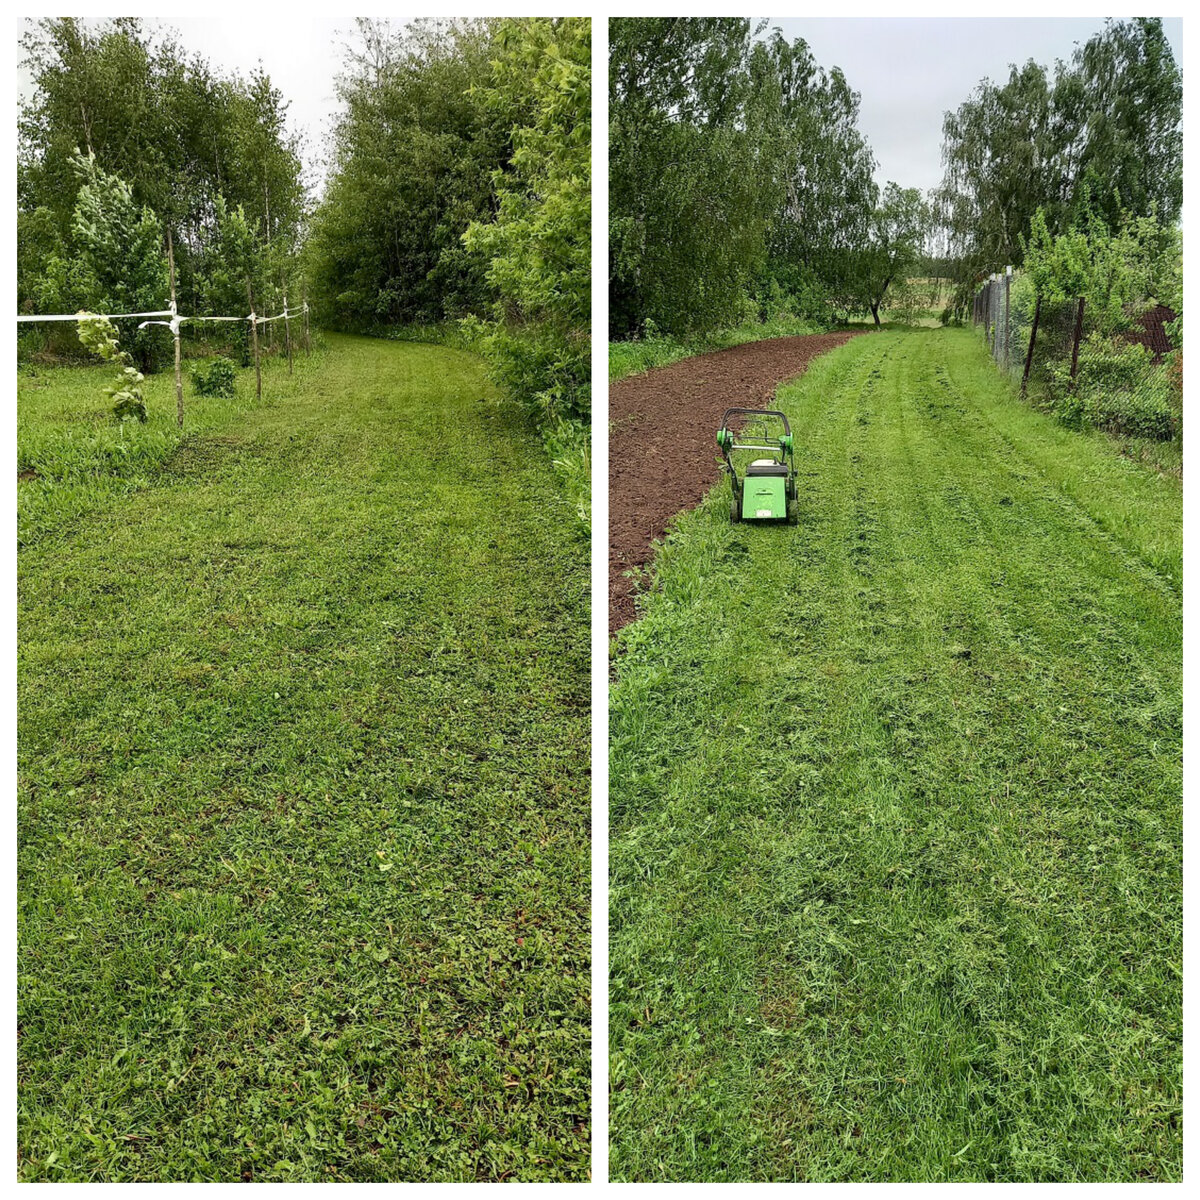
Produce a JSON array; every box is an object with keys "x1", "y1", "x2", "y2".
[
  {"x1": 717, "y1": 409, "x2": 794, "y2": 456},
  {"x1": 719, "y1": 408, "x2": 792, "y2": 435}
]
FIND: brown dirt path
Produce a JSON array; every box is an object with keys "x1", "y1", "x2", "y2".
[{"x1": 609, "y1": 331, "x2": 867, "y2": 634}]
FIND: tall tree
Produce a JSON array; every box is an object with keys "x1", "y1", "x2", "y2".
[
  {"x1": 18, "y1": 17, "x2": 305, "y2": 319},
  {"x1": 760, "y1": 30, "x2": 878, "y2": 321},
  {"x1": 610, "y1": 20, "x2": 883, "y2": 337},
  {"x1": 1072, "y1": 18, "x2": 1183, "y2": 229},
  {"x1": 305, "y1": 19, "x2": 506, "y2": 328},
  {"x1": 938, "y1": 18, "x2": 1181, "y2": 305},
  {"x1": 609, "y1": 19, "x2": 786, "y2": 337},
  {"x1": 464, "y1": 18, "x2": 591, "y2": 426},
  {"x1": 860, "y1": 184, "x2": 929, "y2": 324},
  {"x1": 939, "y1": 60, "x2": 1058, "y2": 284}
]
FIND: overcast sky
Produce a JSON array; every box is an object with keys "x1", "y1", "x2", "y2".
[
  {"x1": 762, "y1": 17, "x2": 1184, "y2": 195},
  {"x1": 20, "y1": 17, "x2": 1184, "y2": 201}
]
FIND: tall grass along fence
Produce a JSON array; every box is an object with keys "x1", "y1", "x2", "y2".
[
  {"x1": 973, "y1": 270, "x2": 1180, "y2": 443},
  {"x1": 17, "y1": 295, "x2": 311, "y2": 428}
]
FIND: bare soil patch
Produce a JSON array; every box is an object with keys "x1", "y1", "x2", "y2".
[{"x1": 609, "y1": 332, "x2": 865, "y2": 632}]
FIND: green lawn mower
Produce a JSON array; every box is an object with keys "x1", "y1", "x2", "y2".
[{"x1": 716, "y1": 407, "x2": 796, "y2": 524}]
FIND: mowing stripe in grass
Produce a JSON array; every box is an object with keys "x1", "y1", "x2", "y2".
[
  {"x1": 609, "y1": 327, "x2": 1180, "y2": 1182},
  {"x1": 18, "y1": 334, "x2": 590, "y2": 1182}
]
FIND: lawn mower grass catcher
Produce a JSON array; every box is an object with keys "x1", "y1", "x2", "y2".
[{"x1": 716, "y1": 408, "x2": 796, "y2": 524}]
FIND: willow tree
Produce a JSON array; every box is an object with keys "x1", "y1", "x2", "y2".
[
  {"x1": 939, "y1": 18, "x2": 1181, "y2": 303},
  {"x1": 609, "y1": 18, "x2": 785, "y2": 338}
]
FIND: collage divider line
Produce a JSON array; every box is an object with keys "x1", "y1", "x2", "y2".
[{"x1": 589, "y1": 13, "x2": 610, "y2": 1186}]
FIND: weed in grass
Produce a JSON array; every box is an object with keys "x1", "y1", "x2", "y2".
[
  {"x1": 18, "y1": 334, "x2": 590, "y2": 1182},
  {"x1": 609, "y1": 327, "x2": 1181, "y2": 1182}
]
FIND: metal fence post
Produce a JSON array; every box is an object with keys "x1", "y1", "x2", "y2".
[
  {"x1": 991, "y1": 277, "x2": 998, "y2": 357},
  {"x1": 1021, "y1": 294, "x2": 1041, "y2": 397},
  {"x1": 1070, "y1": 296, "x2": 1086, "y2": 384}
]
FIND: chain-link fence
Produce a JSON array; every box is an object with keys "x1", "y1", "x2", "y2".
[{"x1": 972, "y1": 271, "x2": 1181, "y2": 443}]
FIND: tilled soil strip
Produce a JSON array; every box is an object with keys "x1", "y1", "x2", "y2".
[{"x1": 609, "y1": 332, "x2": 866, "y2": 634}]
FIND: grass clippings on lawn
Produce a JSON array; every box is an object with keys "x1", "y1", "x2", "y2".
[
  {"x1": 18, "y1": 334, "x2": 590, "y2": 1182},
  {"x1": 609, "y1": 327, "x2": 1181, "y2": 1182}
]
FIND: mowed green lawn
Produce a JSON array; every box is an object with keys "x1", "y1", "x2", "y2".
[
  {"x1": 609, "y1": 328, "x2": 1181, "y2": 1181},
  {"x1": 18, "y1": 334, "x2": 590, "y2": 1182}
]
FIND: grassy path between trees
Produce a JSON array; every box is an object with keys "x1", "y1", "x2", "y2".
[
  {"x1": 609, "y1": 328, "x2": 1181, "y2": 1181},
  {"x1": 18, "y1": 334, "x2": 590, "y2": 1182}
]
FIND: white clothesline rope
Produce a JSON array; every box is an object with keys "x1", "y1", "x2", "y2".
[
  {"x1": 16, "y1": 309, "x2": 173, "y2": 323},
  {"x1": 16, "y1": 302, "x2": 308, "y2": 327}
]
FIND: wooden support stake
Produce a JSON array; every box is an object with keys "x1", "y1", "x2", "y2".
[
  {"x1": 246, "y1": 279, "x2": 262, "y2": 401},
  {"x1": 302, "y1": 285, "x2": 311, "y2": 357},
  {"x1": 283, "y1": 288, "x2": 293, "y2": 376},
  {"x1": 167, "y1": 227, "x2": 183, "y2": 428},
  {"x1": 1021, "y1": 294, "x2": 1041, "y2": 397}
]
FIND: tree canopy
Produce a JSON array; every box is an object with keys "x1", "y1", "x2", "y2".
[
  {"x1": 307, "y1": 18, "x2": 591, "y2": 430},
  {"x1": 18, "y1": 17, "x2": 306, "y2": 340},
  {"x1": 609, "y1": 18, "x2": 891, "y2": 338},
  {"x1": 938, "y1": 18, "x2": 1181, "y2": 304},
  {"x1": 304, "y1": 20, "x2": 506, "y2": 328}
]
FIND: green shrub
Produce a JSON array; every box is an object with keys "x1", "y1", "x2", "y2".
[
  {"x1": 1045, "y1": 335, "x2": 1177, "y2": 440},
  {"x1": 1086, "y1": 387, "x2": 1176, "y2": 440},
  {"x1": 192, "y1": 356, "x2": 237, "y2": 398},
  {"x1": 474, "y1": 321, "x2": 589, "y2": 427}
]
